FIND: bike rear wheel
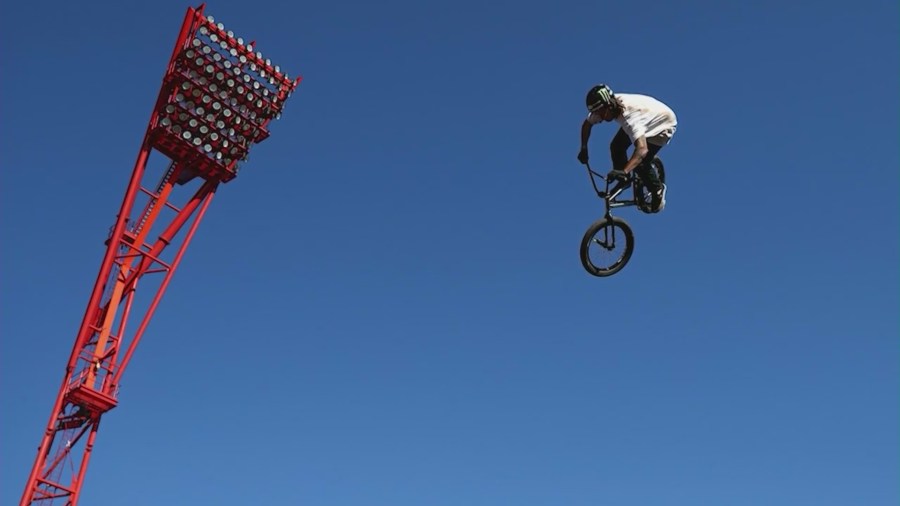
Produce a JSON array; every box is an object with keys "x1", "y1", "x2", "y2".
[
  {"x1": 579, "y1": 216, "x2": 635, "y2": 277},
  {"x1": 653, "y1": 156, "x2": 666, "y2": 185},
  {"x1": 634, "y1": 156, "x2": 667, "y2": 213}
]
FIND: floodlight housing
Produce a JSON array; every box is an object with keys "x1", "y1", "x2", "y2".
[{"x1": 150, "y1": 7, "x2": 301, "y2": 183}]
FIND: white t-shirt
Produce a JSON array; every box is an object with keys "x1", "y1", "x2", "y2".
[{"x1": 587, "y1": 93, "x2": 677, "y2": 144}]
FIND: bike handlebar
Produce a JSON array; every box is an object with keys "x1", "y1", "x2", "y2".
[
  {"x1": 584, "y1": 162, "x2": 605, "y2": 196},
  {"x1": 584, "y1": 162, "x2": 632, "y2": 199},
  {"x1": 584, "y1": 162, "x2": 604, "y2": 181}
]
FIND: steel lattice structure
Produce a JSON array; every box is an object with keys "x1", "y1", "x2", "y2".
[{"x1": 20, "y1": 5, "x2": 301, "y2": 505}]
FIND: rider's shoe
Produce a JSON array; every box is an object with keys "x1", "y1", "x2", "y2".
[{"x1": 651, "y1": 184, "x2": 667, "y2": 213}]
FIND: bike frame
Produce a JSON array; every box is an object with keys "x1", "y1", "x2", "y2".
[{"x1": 584, "y1": 163, "x2": 641, "y2": 219}]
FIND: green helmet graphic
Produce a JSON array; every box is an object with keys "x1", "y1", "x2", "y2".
[{"x1": 586, "y1": 84, "x2": 615, "y2": 112}]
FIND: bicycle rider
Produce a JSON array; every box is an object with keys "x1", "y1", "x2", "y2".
[{"x1": 577, "y1": 84, "x2": 677, "y2": 213}]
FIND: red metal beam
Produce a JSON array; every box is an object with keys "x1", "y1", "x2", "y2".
[{"x1": 20, "y1": 5, "x2": 301, "y2": 504}]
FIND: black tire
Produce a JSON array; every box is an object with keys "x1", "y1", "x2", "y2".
[
  {"x1": 579, "y1": 216, "x2": 635, "y2": 277},
  {"x1": 634, "y1": 156, "x2": 666, "y2": 212},
  {"x1": 653, "y1": 156, "x2": 666, "y2": 185}
]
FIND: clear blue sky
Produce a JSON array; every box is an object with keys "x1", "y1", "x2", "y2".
[{"x1": 2, "y1": 0, "x2": 897, "y2": 504}]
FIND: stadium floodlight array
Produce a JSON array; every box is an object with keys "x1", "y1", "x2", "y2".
[
  {"x1": 19, "y1": 7, "x2": 301, "y2": 504},
  {"x1": 150, "y1": 10, "x2": 301, "y2": 183}
]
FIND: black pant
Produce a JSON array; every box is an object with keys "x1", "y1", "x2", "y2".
[{"x1": 610, "y1": 128, "x2": 664, "y2": 192}]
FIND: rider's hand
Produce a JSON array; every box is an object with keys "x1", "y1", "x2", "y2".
[
  {"x1": 607, "y1": 169, "x2": 628, "y2": 183},
  {"x1": 577, "y1": 147, "x2": 589, "y2": 165}
]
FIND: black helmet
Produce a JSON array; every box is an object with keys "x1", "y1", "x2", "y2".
[{"x1": 586, "y1": 84, "x2": 615, "y2": 112}]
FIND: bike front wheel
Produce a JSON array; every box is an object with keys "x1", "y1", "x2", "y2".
[{"x1": 579, "y1": 216, "x2": 635, "y2": 277}]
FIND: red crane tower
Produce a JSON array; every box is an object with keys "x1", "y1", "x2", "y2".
[{"x1": 20, "y1": 5, "x2": 301, "y2": 504}]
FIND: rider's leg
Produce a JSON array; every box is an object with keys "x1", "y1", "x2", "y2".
[
  {"x1": 635, "y1": 143, "x2": 663, "y2": 188},
  {"x1": 609, "y1": 128, "x2": 630, "y2": 171},
  {"x1": 634, "y1": 142, "x2": 665, "y2": 211}
]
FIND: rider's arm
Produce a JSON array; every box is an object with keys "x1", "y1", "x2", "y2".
[
  {"x1": 580, "y1": 119, "x2": 593, "y2": 149},
  {"x1": 621, "y1": 135, "x2": 649, "y2": 174}
]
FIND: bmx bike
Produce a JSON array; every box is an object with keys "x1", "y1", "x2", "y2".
[{"x1": 579, "y1": 157, "x2": 666, "y2": 277}]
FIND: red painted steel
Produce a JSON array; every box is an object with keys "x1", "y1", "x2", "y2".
[{"x1": 20, "y1": 5, "x2": 300, "y2": 505}]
